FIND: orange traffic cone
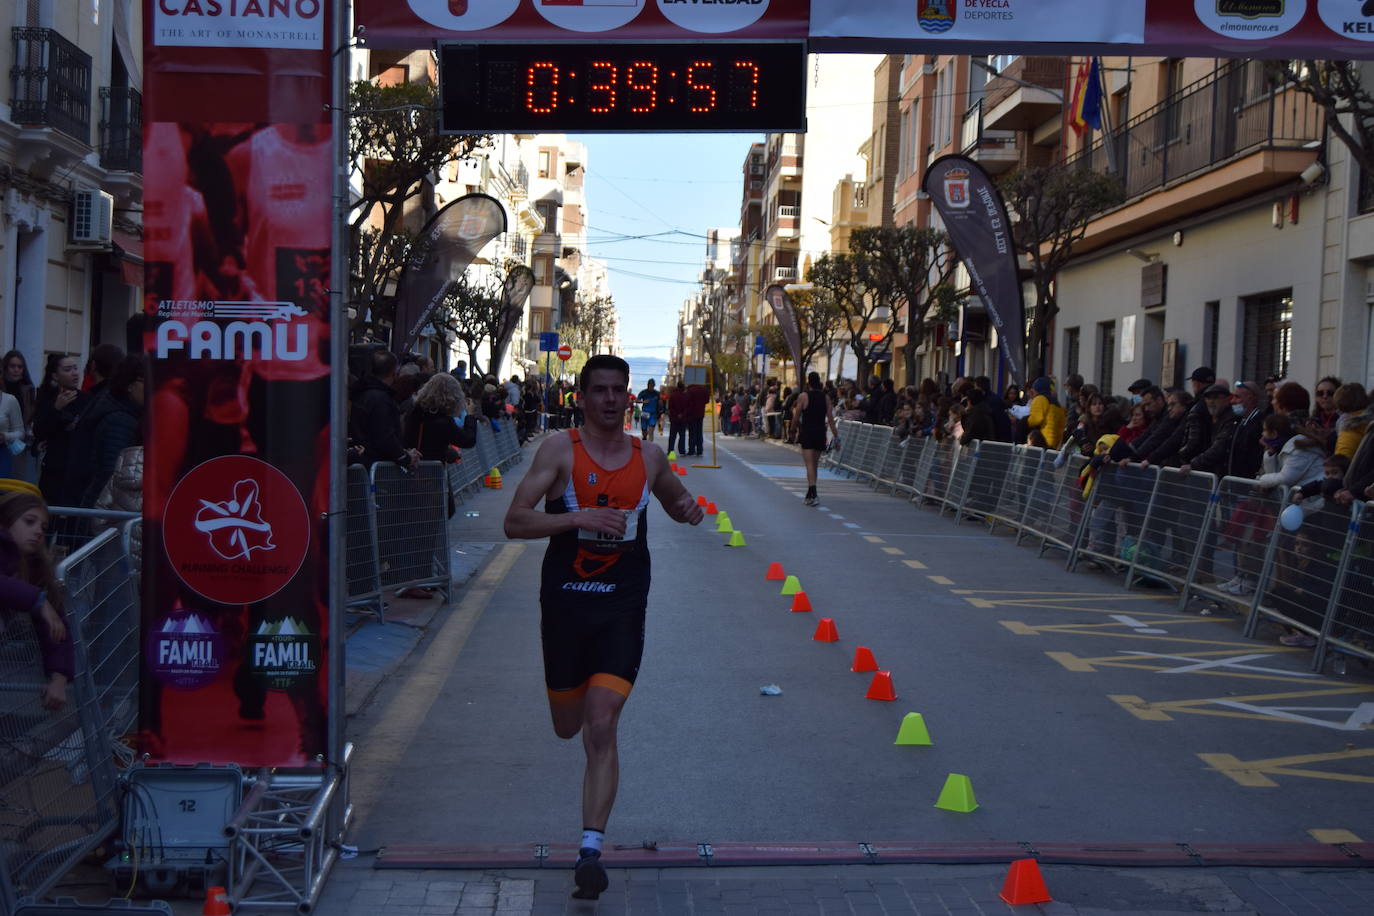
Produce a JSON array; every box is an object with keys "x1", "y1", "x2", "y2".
[
  {"x1": 706, "y1": 502, "x2": 718, "y2": 514},
  {"x1": 765, "y1": 561, "x2": 785, "y2": 580},
  {"x1": 697, "y1": 495, "x2": 708, "y2": 506},
  {"x1": 865, "y1": 670, "x2": 897, "y2": 701},
  {"x1": 850, "y1": 646, "x2": 878, "y2": 672},
  {"x1": 812, "y1": 617, "x2": 839, "y2": 641},
  {"x1": 203, "y1": 886, "x2": 231, "y2": 916},
  {"x1": 677, "y1": 466, "x2": 687, "y2": 476},
  {"x1": 789, "y1": 591, "x2": 813, "y2": 612},
  {"x1": 998, "y1": 859, "x2": 1052, "y2": 905},
  {"x1": 670, "y1": 463, "x2": 680, "y2": 473}
]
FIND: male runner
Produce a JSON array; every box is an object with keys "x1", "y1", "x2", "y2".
[{"x1": 503, "y1": 354, "x2": 704, "y2": 899}]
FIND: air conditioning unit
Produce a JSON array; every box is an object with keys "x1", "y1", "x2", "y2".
[{"x1": 71, "y1": 188, "x2": 114, "y2": 246}]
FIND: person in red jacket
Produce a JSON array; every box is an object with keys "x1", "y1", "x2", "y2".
[{"x1": 684, "y1": 383, "x2": 709, "y2": 456}]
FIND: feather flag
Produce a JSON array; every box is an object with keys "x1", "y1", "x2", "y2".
[{"x1": 1069, "y1": 57, "x2": 1103, "y2": 136}]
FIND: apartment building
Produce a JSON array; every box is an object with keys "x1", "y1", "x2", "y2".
[
  {"x1": 1051, "y1": 57, "x2": 1327, "y2": 395},
  {"x1": 1, "y1": 0, "x2": 144, "y2": 364}
]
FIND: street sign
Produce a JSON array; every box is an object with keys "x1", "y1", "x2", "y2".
[
  {"x1": 754, "y1": 335, "x2": 765, "y2": 356},
  {"x1": 539, "y1": 331, "x2": 560, "y2": 352},
  {"x1": 557, "y1": 344, "x2": 573, "y2": 361}
]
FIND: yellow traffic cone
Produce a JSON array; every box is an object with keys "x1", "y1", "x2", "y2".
[
  {"x1": 780, "y1": 575, "x2": 802, "y2": 595},
  {"x1": 667, "y1": 450, "x2": 677, "y2": 461},
  {"x1": 934, "y1": 773, "x2": 978, "y2": 812},
  {"x1": 894, "y1": 713, "x2": 932, "y2": 746},
  {"x1": 715, "y1": 513, "x2": 733, "y2": 533},
  {"x1": 727, "y1": 530, "x2": 746, "y2": 547}
]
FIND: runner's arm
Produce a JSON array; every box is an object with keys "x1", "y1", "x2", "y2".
[
  {"x1": 503, "y1": 437, "x2": 626, "y2": 539},
  {"x1": 643, "y1": 442, "x2": 704, "y2": 526}
]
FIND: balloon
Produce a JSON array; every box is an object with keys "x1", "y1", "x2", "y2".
[{"x1": 1279, "y1": 504, "x2": 1305, "y2": 532}]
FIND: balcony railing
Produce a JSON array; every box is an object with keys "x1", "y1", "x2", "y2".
[
  {"x1": 773, "y1": 267, "x2": 797, "y2": 282},
  {"x1": 960, "y1": 98, "x2": 1017, "y2": 159},
  {"x1": 777, "y1": 205, "x2": 800, "y2": 219},
  {"x1": 10, "y1": 27, "x2": 92, "y2": 144},
  {"x1": 98, "y1": 86, "x2": 141, "y2": 172},
  {"x1": 1065, "y1": 61, "x2": 1323, "y2": 206}
]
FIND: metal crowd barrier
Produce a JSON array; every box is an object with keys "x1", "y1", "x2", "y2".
[
  {"x1": 344, "y1": 465, "x2": 384, "y2": 621},
  {"x1": 828, "y1": 421, "x2": 1374, "y2": 673},
  {"x1": 0, "y1": 586, "x2": 119, "y2": 910},
  {"x1": 370, "y1": 462, "x2": 452, "y2": 601},
  {"x1": 55, "y1": 528, "x2": 141, "y2": 751}
]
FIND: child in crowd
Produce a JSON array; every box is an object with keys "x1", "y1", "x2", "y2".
[{"x1": 0, "y1": 484, "x2": 73, "y2": 711}]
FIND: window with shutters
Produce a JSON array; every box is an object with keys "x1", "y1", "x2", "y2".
[
  {"x1": 1242, "y1": 290, "x2": 1292, "y2": 383},
  {"x1": 1098, "y1": 321, "x2": 1116, "y2": 396}
]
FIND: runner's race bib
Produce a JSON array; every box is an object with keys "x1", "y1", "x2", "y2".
[{"x1": 578, "y1": 509, "x2": 639, "y2": 550}]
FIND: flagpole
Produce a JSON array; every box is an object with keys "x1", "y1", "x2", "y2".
[{"x1": 1095, "y1": 58, "x2": 1120, "y2": 176}]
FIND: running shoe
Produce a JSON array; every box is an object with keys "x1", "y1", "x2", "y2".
[
  {"x1": 572, "y1": 849, "x2": 608, "y2": 899},
  {"x1": 1279, "y1": 632, "x2": 1317, "y2": 648},
  {"x1": 804, "y1": 495, "x2": 818, "y2": 507}
]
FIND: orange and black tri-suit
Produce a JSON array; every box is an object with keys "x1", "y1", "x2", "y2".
[{"x1": 540, "y1": 430, "x2": 651, "y2": 701}]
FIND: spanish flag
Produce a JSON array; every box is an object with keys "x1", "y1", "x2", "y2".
[{"x1": 1069, "y1": 57, "x2": 1103, "y2": 137}]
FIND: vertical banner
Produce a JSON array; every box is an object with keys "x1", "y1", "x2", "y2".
[
  {"x1": 393, "y1": 194, "x2": 507, "y2": 357},
  {"x1": 922, "y1": 155, "x2": 1026, "y2": 385},
  {"x1": 491, "y1": 265, "x2": 537, "y2": 373},
  {"x1": 763, "y1": 283, "x2": 804, "y2": 388},
  {"x1": 141, "y1": 2, "x2": 333, "y2": 766}
]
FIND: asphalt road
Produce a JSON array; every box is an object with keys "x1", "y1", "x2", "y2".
[{"x1": 347, "y1": 432, "x2": 1374, "y2": 853}]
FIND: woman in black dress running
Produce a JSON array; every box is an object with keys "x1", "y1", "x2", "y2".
[{"x1": 793, "y1": 371, "x2": 839, "y2": 506}]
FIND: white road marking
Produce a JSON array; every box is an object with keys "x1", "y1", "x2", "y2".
[
  {"x1": 1110, "y1": 614, "x2": 1169, "y2": 635},
  {"x1": 1119, "y1": 651, "x2": 1320, "y2": 678}
]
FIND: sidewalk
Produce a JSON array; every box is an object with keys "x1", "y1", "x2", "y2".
[{"x1": 317, "y1": 857, "x2": 1374, "y2": 915}]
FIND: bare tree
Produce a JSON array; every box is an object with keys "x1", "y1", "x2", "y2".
[
  {"x1": 558, "y1": 294, "x2": 618, "y2": 355},
  {"x1": 348, "y1": 79, "x2": 489, "y2": 339},
  {"x1": 431, "y1": 272, "x2": 505, "y2": 378},
  {"x1": 847, "y1": 225, "x2": 961, "y2": 385},
  {"x1": 1000, "y1": 164, "x2": 1124, "y2": 379},
  {"x1": 808, "y1": 252, "x2": 884, "y2": 381},
  {"x1": 1266, "y1": 60, "x2": 1374, "y2": 179}
]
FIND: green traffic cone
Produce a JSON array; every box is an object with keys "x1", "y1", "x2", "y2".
[
  {"x1": 894, "y1": 713, "x2": 932, "y2": 746},
  {"x1": 780, "y1": 575, "x2": 802, "y2": 595},
  {"x1": 934, "y1": 773, "x2": 978, "y2": 812},
  {"x1": 715, "y1": 512, "x2": 733, "y2": 533},
  {"x1": 727, "y1": 529, "x2": 746, "y2": 547},
  {"x1": 667, "y1": 449, "x2": 677, "y2": 461}
]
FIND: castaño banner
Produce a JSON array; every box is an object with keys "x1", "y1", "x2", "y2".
[{"x1": 141, "y1": 2, "x2": 333, "y2": 767}]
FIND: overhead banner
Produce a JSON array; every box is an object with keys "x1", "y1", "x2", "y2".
[
  {"x1": 356, "y1": 0, "x2": 809, "y2": 46},
  {"x1": 141, "y1": 1, "x2": 334, "y2": 767},
  {"x1": 394, "y1": 193, "x2": 507, "y2": 357},
  {"x1": 923, "y1": 155, "x2": 1026, "y2": 386},
  {"x1": 764, "y1": 283, "x2": 804, "y2": 388},
  {"x1": 360, "y1": 0, "x2": 1374, "y2": 58},
  {"x1": 809, "y1": 0, "x2": 1374, "y2": 57}
]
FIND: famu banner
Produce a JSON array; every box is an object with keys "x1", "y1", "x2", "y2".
[
  {"x1": 141, "y1": 1, "x2": 334, "y2": 767},
  {"x1": 923, "y1": 155, "x2": 1026, "y2": 385}
]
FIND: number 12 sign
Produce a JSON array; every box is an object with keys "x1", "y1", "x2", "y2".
[{"x1": 440, "y1": 42, "x2": 806, "y2": 133}]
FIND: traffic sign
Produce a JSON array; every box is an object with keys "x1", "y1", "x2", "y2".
[
  {"x1": 754, "y1": 335, "x2": 765, "y2": 356},
  {"x1": 557, "y1": 344, "x2": 573, "y2": 361},
  {"x1": 539, "y1": 331, "x2": 560, "y2": 352}
]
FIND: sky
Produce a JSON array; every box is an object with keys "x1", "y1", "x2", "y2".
[{"x1": 569, "y1": 133, "x2": 763, "y2": 361}]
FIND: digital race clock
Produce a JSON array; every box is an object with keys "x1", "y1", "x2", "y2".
[{"x1": 439, "y1": 42, "x2": 807, "y2": 133}]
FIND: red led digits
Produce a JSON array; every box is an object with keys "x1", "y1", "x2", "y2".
[
  {"x1": 588, "y1": 61, "x2": 616, "y2": 113},
  {"x1": 733, "y1": 60, "x2": 760, "y2": 109},
  {"x1": 526, "y1": 62, "x2": 559, "y2": 113},
  {"x1": 627, "y1": 62, "x2": 659, "y2": 113},
  {"x1": 686, "y1": 60, "x2": 718, "y2": 113}
]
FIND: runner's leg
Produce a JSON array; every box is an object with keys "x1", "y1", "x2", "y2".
[{"x1": 580, "y1": 684, "x2": 627, "y2": 831}]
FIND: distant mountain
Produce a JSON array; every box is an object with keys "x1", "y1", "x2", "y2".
[{"x1": 625, "y1": 356, "x2": 669, "y2": 388}]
